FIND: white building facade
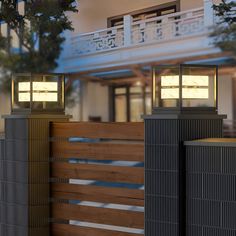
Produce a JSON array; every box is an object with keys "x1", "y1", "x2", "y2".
[
  {"x1": 57, "y1": 0, "x2": 235, "y2": 124},
  {"x1": 0, "y1": 0, "x2": 234, "y2": 128}
]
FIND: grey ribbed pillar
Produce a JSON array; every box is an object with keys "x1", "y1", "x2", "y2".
[
  {"x1": 0, "y1": 136, "x2": 5, "y2": 235},
  {"x1": 0, "y1": 114, "x2": 69, "y2": 236},
  {"x1": 185, "y1": 139, "x2": 236, "y2": 236},
  {"x1": 144, "y1": 114, "x2": 225, "y2": 236}
]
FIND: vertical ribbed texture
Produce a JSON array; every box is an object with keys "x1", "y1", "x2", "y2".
[
  {"x1": 1, "y1": 116, "x2": 68, "y2": 236},
  {"x1": 144, "y1": 117, "x2": 223, "y2": 236},
  {"x1": 186, "y1": 145, "x2": 236, "y2": 235},
  {"x1": 0, "y1": 138, "x2": 5, "y2": 235}
]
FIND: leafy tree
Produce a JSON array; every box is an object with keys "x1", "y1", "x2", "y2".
[
  {"x1": 211, "y1": 0, "x2": 236, "y2": 58},
  {"x1": 0, "y1": 0, "x2": 77, "y2": 90}
]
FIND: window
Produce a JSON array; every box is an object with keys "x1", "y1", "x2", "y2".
[
  {"x1": 114, "y1": 87, "x2": 127, "y2": 122},
  {"x1": 112, "y1": 85, "x2": 151, "y2": 122},
  {"x1": 108, "y1": 2, "x2": 179, "y2": 27}
]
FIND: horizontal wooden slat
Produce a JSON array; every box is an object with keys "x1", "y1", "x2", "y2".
[
  {"x1": 52, "y1": 183, "x2": 144, "y2": 206},
  {"x1": 52, "y1": 223, "x2": 143, "y2": 236},
  {"x1": 52, "y1": 203, "x2": 144, "y2": 228},
  {"x1": 51, "y1": 122, "x2": 144, "y2": 140},
  {"x1": 51, "y1": 142, "x2": 144, "y2": 162},
  {"x1": 51, "y1": 163, "x2": 144, "y2": 184}
]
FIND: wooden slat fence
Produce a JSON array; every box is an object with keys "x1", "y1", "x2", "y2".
[{"x1": 50, "y1": 122, "x2": 144, "y2": 236}]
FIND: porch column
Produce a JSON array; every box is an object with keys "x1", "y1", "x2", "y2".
[
  {"x1": 204, "y1": 0, "x2": 214, "y2": 27},
  {"x1": 124, "y1": 15, "x2": 133, "y2": 46}
]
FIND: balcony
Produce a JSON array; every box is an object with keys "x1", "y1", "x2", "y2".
[{"x1": 60, "y1": 0, "x2": 224, "y2": 74}]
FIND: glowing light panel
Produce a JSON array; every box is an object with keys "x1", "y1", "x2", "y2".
[
  {"x1": 161, "y1": 76, "x2": 179, "y2": 86},
  {"x1": 161, "y1": 88, "x2": 179, "y2": 99},
  {"x1": 18, "y1": 82, "x2": 58, "y2": 102},
  {"x1": 182, "y1": 88, "x2": 209, "y2": 99},
  {"x1": 182, "y1": 75, "x2": 209, "y2": 86},
  {"x1": 161, "y1": 75, "x2": 209, "y2": 99}
]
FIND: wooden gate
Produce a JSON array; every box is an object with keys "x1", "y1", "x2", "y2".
[{"x1": 50, "y1": 122, "x2": 144, "y2": 236}]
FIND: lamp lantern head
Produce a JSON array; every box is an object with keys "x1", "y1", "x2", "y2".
[
  {"x1": 12, "y1": 73, "x2": 65, "y2": 114},
  {"x1": 152, "y1": 64, "x2": 218, "y2": 114}
]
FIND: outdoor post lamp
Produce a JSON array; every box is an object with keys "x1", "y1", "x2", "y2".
[
  {"x1": 144, "y1": 64, "x2": 225, "y2": 236},
  {"x1": 152, "y1": 64, "x2": 218, "y2": 114},
  {"x1": 11, "y1": 73, "x2": 65, "y2": 114},
  {"x1": 1, "y1": 73, "x2": 69, "y2": 236}
]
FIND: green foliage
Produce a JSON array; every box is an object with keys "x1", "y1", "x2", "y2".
[
  {"x1": 211, "y1": 0, "x2": 236, "y2": 58},
  {"x1": 0, "y1": 0, "x2": 77, "y2": 90}
]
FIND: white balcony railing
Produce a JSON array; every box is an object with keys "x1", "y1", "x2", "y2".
[
  {"x1": 71, "y1": 25, "x2": 124, "y2": 56},
  {"x1": 69, "y1": 0, "x2": 215, "y2": 57},
  {"x1": 131, "y1": 8, "x2": 204, "y2": 46}
]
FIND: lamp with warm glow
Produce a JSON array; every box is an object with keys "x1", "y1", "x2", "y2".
[
  {"x1": 152, "y1": 65, "x2": 218, "y2": 114},
  {"x1": 12, "y1": 73, "x2": 65, "y2": 114}
]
